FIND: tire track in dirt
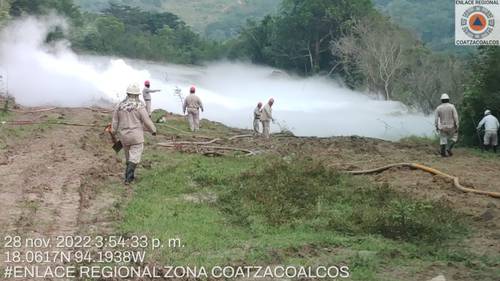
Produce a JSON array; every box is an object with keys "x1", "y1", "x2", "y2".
[{"x1": 0, "y1": 108, "x2": 121, "y2": 276}]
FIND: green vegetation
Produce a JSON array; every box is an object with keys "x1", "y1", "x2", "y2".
[
  {"x1": 227, "y1": 0, "x2": 468, "y2": 112},
  {"x1": 461, "y1": 47, "x2": 500, "y2": 146},
  {"x1": 5, "y1": 0, "x2": 222, "y2": 64},
  {"x1": 73, "y1": 0, "x2": 458, "y2": 50},
  {"x1": 108, "y1": 117, "x2": 484, "y2": 278},
  {"x1": 70, "y1": 3, "x2": 223, "y2": 64},
  {"x1": 219, "y1": 157, "x2": 466, "y2": 243},
  {"x1": 74, "y1": 0, "x2": 281, "y2": 40},
  {"x1": 373, "y1": 0, "x2": 457, "y2": 52},
  {"x1": 229, "y1": 0, "x2": 375, "y2": 75},
  {"x1": 0, "y1": 120, "x2": 54, "y2": 151},
  {"x1": 399, "y1": 135, "x2": 438, "y2": 146},
  {"x1": 3, "y1": 0, "x2": 471, "y2": 113},
  {"x1": 2, "y1": 0, "x2": 491, "y2": 147},
  {"x1": 114, "y1": 146, "x2": 500, "y2": 279}
]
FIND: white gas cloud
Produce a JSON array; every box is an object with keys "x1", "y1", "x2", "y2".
[{"x1": 0, "y1": 17, "x2": 434, "y2": 140}]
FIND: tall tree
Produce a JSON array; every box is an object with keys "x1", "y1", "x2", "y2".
[
  {"x1": 333, "y1": 16, "x2": 408, "y2": 100},
  {"x1": 279, "y1": 0, "x2": 373, "y2": 73},
  {"x1": 397, "y1": 49, "x2": 466, "y2": 113},
  {"x1": 95, "y1": 16, "x2": 125, "y2": 52},
  {"x1": 10, "y1": 0, "x2": 81, "y2": 23},
  {"x1": 234, "y1": 0, "x2": 374, "y2": 75}
]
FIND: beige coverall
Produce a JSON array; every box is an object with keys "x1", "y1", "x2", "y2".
[
  {"x1": 142, "y1": 87, "x2": 160, "y2": 116},
  {"x1": 183, "y1": 94, "x2": 204, "y2": 132},
  {"x1": 477, "y1": 114, "x2": 500, "y2": 146},
  {"x1": 253, "y1": 106, "x2": 262, "y2": 135},
  {"x1": 111, "y1": 100, "x2": 156, "y2": 164},
  {"x1": 435, "y1": 103, "x2": 459, "y2": 145},
  {"x1": 260, "y1": 104, "x2": 273, "y2": 138}
]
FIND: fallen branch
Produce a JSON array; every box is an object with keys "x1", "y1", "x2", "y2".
[
  {"x1": 228, "y1": 134, "x2": 254, "y2": 140},
  {"x1": 346, "y1": 163, "x2": 500, "y2": 199},
  {"x1": 157, "y1": 138, "x2": 221, "y2": 146},
  {"x1": 53, "y1": 122, "x2": 102, "y2": 127},
  {"x1": 202, "y1": 145, "x2": 257, "y2": 155},
  {"x1": 10, "y1": 107, "x2": 58, "y2": 113},
  {"x1": 202, "y1": 151, "x2": 224, "y2": 157},
  {"x1": 156, "y1": 124, "x2": 215, "y2": 140},
  {"x1": 156, "y1": 143, "x2": 257, "y2": 156},
  {"x1": 157, "y1": 123, "x2": 192, "y2": 135},
  {"x1": 84, "y1": 107, "x2": 112, "y2": 113}
]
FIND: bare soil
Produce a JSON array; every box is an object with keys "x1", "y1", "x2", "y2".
[
  {"x1": 0, "y1": 107, "x2": 122, "y2": 275},
  {"x1": 218, "y1": 134, "x2": 500, "y2": 281}
]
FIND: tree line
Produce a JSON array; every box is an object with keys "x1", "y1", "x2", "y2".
[
  {"x1": 228, "y1": 0, "x2": 469, "y2": 114},
  {"x1": 1, "y1": 0, "x2": 222, "y2": 64}
]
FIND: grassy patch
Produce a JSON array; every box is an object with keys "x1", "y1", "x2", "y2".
[
  {"x1": 115, "y1": 149, "x2": 495, "y2": 280},
  {"x1": 0, "y1": 122, "x2": 54, "y2": 150},
  {"x1": 399, "y1": 135, "x2": 438, "y2": 146},
  {"x1": 219, "y1": 157, "x2": 467, "y2": 243},
  {"x1": 463, "y1": 147, "x2": 500, "y2": 160},
  {"x1": 152, "y1": 109, "x2": 239, "y2": 138}
]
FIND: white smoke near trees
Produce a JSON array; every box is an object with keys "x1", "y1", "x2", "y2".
[
  {"x1": 0, "y1": 17, "x2": 434, "y2": 140},
  {"x1": 0, "y1": 16, "x2": 149, "y2": 107}
]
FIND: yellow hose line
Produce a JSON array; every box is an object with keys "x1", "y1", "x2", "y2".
[{"x1": 347, "y1": 163, "x2": 500, "y2": 199}]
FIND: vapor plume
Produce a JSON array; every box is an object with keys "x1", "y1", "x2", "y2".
[{"x1": 0, "y1": 17, "x2": 434, "y2": 140}]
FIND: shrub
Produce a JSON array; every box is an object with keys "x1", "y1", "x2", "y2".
[{"x1": 218, "y1": 157, "x2": 467, "y2": 243}]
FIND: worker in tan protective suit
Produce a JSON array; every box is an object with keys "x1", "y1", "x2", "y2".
[
  {"x1": 253, "y1": 102, "x2": 263, "y2": 136},
  {"x1": 260, "y1": 98, "x2": 275, "y2": 139},
  {"x1": 112, "y1": 84, "x2": 157, "y2": 185},
  {"x1": 434, "y1": 93, "x2": 459, "y2": 157},
  {"x1": 142, "y1": 80, "x2": 161, "y2": 117},
  {"x1": 183, "y1": 86, "x2": 204, "y2": 132},
  {"x1": 477, "y1": 109, "x2": 500, "y2": 153}
]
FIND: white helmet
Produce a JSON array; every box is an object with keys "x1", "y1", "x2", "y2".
[
  {"x1": 485, "y1": 109, "x2": 491, "y2": 116},
  {"x1": 126, "y1": 83, "x2": 141, "y2": 95},
  {"x1": 440, "y1": 93, "x2": 450, "y2": 100}
]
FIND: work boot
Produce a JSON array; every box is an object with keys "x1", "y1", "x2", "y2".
[
  {"x1": 494, "y1": 146, "x2": 497, "y2": 153},
  {"x1": 485, "y1": 145, "x2": 490, "y2": 152},
  {"x1": 447, "y1": 141, "x2": 455, "y2": 157},
  {"x1": 124, "y1": 163, "x2": 128, "y2": 183},
  {"x1": 440, "y1": 145, "x2": 447, "y2": 157},
  {"x1": 124, "y1": 161, "x2": 137, "y2": 184}
]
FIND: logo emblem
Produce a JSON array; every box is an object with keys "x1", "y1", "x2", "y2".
[{"x1": 461, "y1": 6, "x2": 495, "y2": 39}]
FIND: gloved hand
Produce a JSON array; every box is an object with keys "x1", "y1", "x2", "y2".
[{"x1": 152, "y1": 132, "x2": 157, "y2": 136}]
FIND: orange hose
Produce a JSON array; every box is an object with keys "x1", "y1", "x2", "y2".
[{"x1": 347, "y1": 163, "x2": 500, "y2": 199}]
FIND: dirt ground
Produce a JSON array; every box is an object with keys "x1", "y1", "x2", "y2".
[
  {"x1": 0, "y1": 107, "x2": 499, "y2": 281},
  {"x1": 222, "y1": 133, "x2": 500, "y2": 256},
  {"x1": 216, "y1": 133, "x2": 499, "y2": 281},
  {"x1": 0, "y1": 107, "x2": 122, "y2": 274}
]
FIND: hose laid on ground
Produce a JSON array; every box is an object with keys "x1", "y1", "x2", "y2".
[
  {"x1": 157, "y1": 138, "x2": 221, "y2": 146},
  {"x1": 228, "y1": 134, "x2": 254, "y2": 140},
  {"x1": 346, "y1": 163, "x2": 500, "y2": 199}
]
